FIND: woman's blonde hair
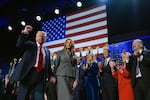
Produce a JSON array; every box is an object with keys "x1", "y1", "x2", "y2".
[
  {"x1": 86, "y1": 53, "x2": 97, "y2": 64},
  {"x1": 64, "y1": 38, "x2": 75, "y2": 51}
]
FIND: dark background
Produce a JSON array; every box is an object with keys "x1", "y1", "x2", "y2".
[
  {"x1": 107, "y1": 0, "x2": 150, "y2": 42},
  {"x1": 0, "y1": 0, "x2": 150, "y2": 63}
]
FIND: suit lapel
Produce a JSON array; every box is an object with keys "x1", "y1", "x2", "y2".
[{"x1": 63, "y1": 49, "x2": 72, "y2": 62}]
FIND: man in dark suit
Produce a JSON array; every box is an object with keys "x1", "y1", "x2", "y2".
[
  {"x1": 11, "y1": 25, "x2": 56, "y2": 100},
  {"x1": 126, "y1": 39, "x2": 150, "y2": 100},
  {"x1": 73, "y1": 57, "x2": 86, "y2": 100},
  {"x1": 101, "y1": 48, "x2": 118, "y2": 100}
]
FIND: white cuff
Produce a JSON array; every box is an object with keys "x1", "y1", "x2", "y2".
[
  {"x1": 126, "y1": 59, "x2": 129, "y2": 63},
  {"x1": 140, "y1": 55, "x2": 143, "y2": 61}
]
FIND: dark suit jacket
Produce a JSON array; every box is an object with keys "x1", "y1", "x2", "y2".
[
  {"x1": 101, "y1": 60, "x2": 118, "y2": 88},
  {"x1": 126, "y1": 50, "x2": 150, "y2": 88},
  {"x1": 11, "y1": 33, "x2": 52, "y2": 83}
]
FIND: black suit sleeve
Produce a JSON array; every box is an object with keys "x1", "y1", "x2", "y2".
[
  {"x1": 16, "y1": 33, "x2": 29, "y2": 48},
  {"x1": 142, "y1": 50, "x2": 150, "y2": 67},
  {"x1": 126, "y1": 55, "x2": 133, "y2": 72}
]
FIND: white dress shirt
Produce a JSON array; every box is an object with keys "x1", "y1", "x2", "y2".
[{"x1": 34, "y1": 42, "x2": 45, "y2": 68}]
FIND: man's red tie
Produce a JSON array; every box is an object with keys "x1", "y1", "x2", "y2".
[{"x1": 36, "y1": 45, "x2": 43, "y2": 72}]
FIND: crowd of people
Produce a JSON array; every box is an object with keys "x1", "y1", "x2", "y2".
[{"x1": 0, "y1": 25, "x2": 150, "y2": 100}]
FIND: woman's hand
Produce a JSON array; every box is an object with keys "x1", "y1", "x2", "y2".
[
  {"x1": 72, "y1": 80, "x2": 78, "y2": 90},
  {"x1": 109, "y1": 60, "x2": 117, "y2": 73},
  {"x1": 50, "y1": 76, "x2": 56, "y2": 84}
]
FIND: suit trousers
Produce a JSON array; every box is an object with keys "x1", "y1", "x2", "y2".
[
  {"x1": 102, "y1": 87, "x2": 118, "y2": 100},
  {"x1": 134, "y1": 77, "x2": 150, "y2": 100},
  {"x1": 56, "y1": 76, "x2": 74, "y2": 100},
  {"x1": 17, "y1": 67, "x2": 44, "y2": 100}
]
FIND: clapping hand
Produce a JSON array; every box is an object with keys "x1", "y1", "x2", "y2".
[
  {"x1": 122, "y1": 50, "x2": 130, "y2": 62},
  {"x1": 109, "y1": 60, "x2": 117, "y2": 69}
]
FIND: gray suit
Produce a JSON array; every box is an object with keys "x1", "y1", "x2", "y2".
[{"x1": 55, "y1": 49, "x2": 79, "y2": 100}]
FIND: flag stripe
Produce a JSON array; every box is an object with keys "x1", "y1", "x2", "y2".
[
  {"x1": 46, "y1": 37, "x2": 108, "y2": 53},
  {"x1": 66, "y1": 17, "x2": 107, "y2": 30},
  {"x1": 66, "y1": 22, "x2": 107, "y2": 35},
  {"x1": 75, "y1": 34, "x2": 108, "y2": 44},
  {"x1": 44, "y1": 27, "x2": 108, "y2": 47},
  {"x1": 67, "y1": 4, "x2": 106, "y2": 20},
  {"x1": 66, "y1": 13, "x2": 106, "y2": 30},
  {"x1": 45, "y1": 33, "x2": 108, "y2": 49},
  {"x1": 66, "y1": 25, "x2": 107, "y2": 37},
  {"x1": 66, "y1": 9, "x2": 106, "y2": 24}
]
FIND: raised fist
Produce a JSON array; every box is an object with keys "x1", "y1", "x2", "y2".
[{"x1": 24, "y1": 25, "x2": 33, "y2": 33}]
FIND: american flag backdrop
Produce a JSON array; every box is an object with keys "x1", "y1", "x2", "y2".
[{"x1": 42, "y1": 3, "x2": 108, "y2": 57}]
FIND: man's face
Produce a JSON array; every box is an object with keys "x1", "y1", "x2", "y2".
[
  {"x1": 132, "y1": 41, "x2": 139, "y2": 52},
  {"x1": 35, "y1": 32, "x2": 46, "y2": 45},
  {"x1": 132, "y1": 41, "x2": 142, "y2": 57},
  {"x1": 103, "y1": 49, "x2": 109, "y2": 58}
]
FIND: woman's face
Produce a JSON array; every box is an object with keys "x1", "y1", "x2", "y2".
[
  {"x1": 66, "y1": 39, "x2": 72, "y2": 49},
  {"x1": 88, "y1": 54, "x2": 93, "y2": 61}
]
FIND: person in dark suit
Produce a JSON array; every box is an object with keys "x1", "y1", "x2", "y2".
[
  {"x1": 10, "y1": 25, "x2": 56, "y2": 100},
  {"x1": 126, "y1": 39, "x2": 150, "y2": 100},
  {"x1": 54, "y1": 38, "x2": 79, "y2": 100},
  {"x1": 46, "y1": 53, "x2": 57, "y2": 100},
  {"x1": 73, "y1": 57, "x2": 86, "y2": 100},
  {"x1": 101, "y1": 48, "x2": 118, "y2": 100}
]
